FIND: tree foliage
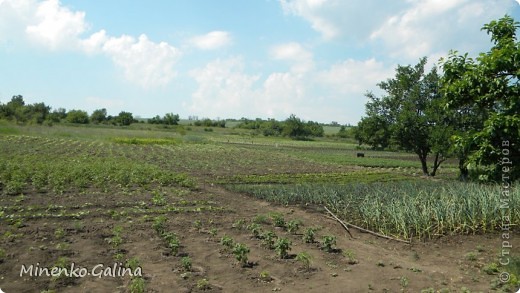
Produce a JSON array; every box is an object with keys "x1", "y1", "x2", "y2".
[
  {"x1": 440, "y1": 15, "x2": 520, "y2": 181},
  {"x1": 90, "y1": 108, "x2": 108, "y2": 124},
  {"x1": 66, "y1": 110, "x2": 89, "y2": 124},
  {"x1": 115, "y1": 111, "x2": 135, "y2": 126},
  {"x1": 0, "y1": 95, "x2": 50, "y2": 124},
  {"x1": 357, "y1": 58, "x2": 450, "y2": 176}
]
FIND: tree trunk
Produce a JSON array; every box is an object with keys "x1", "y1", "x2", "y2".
[
  {"x1": 430, "y1": 152, "x2": 446, "y2": 177},
  {"x1": 458, "y1": 158, "x2": 469, "y2": 181},
  {"x1": 417, "y1": 150, "x2": 430, "y2": 176}
]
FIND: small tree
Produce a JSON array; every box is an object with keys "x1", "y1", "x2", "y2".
[
  {"x1": 283, "y1": 114, "x2": 310, "y2": 139},
  {"x1": 90, "y1": 108, "x2": 108, "y2": 124},
  {"x1": 116, "y1": 111, "x2": 134, "y2": 126},
  {"x1": 163, "y1": 113, "x2": 180, "y2": 125},
  {"x1": 357, "y1": 58, "x2": 451, "y2": 175},
  {"x1": 66, "y1": 109, "x2": 89, "y2": 124}
]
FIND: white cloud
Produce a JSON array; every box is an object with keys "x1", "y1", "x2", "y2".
[
  {"x1": 279, "y1": 0, "x2": 407, "y2": 41},
  {"x1": 80, "y1": 29, "x2": 108, "y2": 54},
  {"x1": 188, "y1": 57, "x2": 260, "y2": 118},
  {"x1": 270, "y1": 42, "x2": 314, "y2": 74},
  {"x1": 188, "y1": 55, "x2": 389, "y2": 122},
  {"x1": 316, "y1": 58, "x2": 393, "y2": 95},
  {"x1": 188, "y1": 57, "x2": 310, "y2": 120},
  {"x1": 101, "y1": 34, "x2": 181, "y2": 88},
  {"x1": 260, "y1": 72, "x2": 306, "y2": 117},
  {"x1": 189, "y1": 31, "x2": 231, "y2": 50},
  {"x1": 0, "y1": 0, "x2": 182, "y2": 88},
  {"x1": 369, "y1": 0, "x2": 516, "y2": 61},
  {"x1": 25, "y1": 0, "x2": 88, "y2": 50}
]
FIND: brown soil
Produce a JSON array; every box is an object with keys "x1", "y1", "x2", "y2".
[{"x1": 0, "y1": 182, "x2": 509, "y2": 293}]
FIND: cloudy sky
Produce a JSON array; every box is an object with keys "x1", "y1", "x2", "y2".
[{"x1": 0, "y1": 0, "x2": 519, "y2": 124}]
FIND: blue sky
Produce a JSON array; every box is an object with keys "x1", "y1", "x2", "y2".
[{"x1": 0, "y1": 0, "x2": 519, "y2": 124}]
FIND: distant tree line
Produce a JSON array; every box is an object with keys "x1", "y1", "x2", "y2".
[
  {"x1": 192, "y1": 118, "x2": 226, "y2": 128},
  {"x1": 236, "y1": 114, "x2": 325, "y2": 139},
  {"x1": 0, "y1": 95, "x2": 184, "y2": 127}
]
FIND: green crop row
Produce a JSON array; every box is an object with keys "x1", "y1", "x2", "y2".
[{"x1": 227, "y1": 181, "x2": 519, "y2": 240}]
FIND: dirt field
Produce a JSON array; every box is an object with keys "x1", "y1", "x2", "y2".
[{"x1": 0, "y1": 131, "x2": 517, "y2": 292}]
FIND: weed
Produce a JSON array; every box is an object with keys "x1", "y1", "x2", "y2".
[
  {"x1": 343, "y1": 249, "x2": 358, "y2": 264},
  {"x1": 209, "y1": 228, "x2": 218, "y2": 237},
  {"x1": 296, "y1": 251, "x2": 312, "y2": 270},
  {"x1": 54, "y1": 228, "x2": 65, "y2": 239},
  {"x1": 126, "y1": 257, "x2": 141, "y2": 271},
  {"x1": 482, "y1": 262, "x2": 498, "y2": 275},
  {"x1": 55, "y1": 243, "x2": 69, "y2": 250},
  {"x1": 0, "y1": 247, "x2": 6, "y2": 262},
  {"x1": 321, "y1": 235, "x2": 337, "y2": 252},
  {"x1": 196, "y1": 278, "x2": 211, "y2": 290},
  {"x1": 259, "y1": 270, "x2": 272, "y2": 282},
  {"x1": 152, "y1": 216, "x2": 167, "y2": 235},
  {"x1": 232, "y1": 243, "x2": 250, "y2": 267},
  {"x1": 412, "y1": 250, "x2": 420, "y2": 261},
  {"x1": 232, "y1": 219, "x2": 246, "y2": 230},
  {"x1": 275, "y1": 237, "x2": 292, "y2": 259},
  {"x1": 108, "y1": 230, "x2": 123, "y2": 248},
  {"x1": 193, "y1": 220, "x2": 202, "y2": 232},
  {"x1": 51, "y1": 257, "x2": 69, "y2": 281},
  {"x1": 114, "y1": 252, "x2": 124, "y2": 261},
  {"x1": 181, "y1": 256, "x2": 192, "y2": 271},
  {"x1": 168, "y1": 237, "x2": 181, "y2": 256},
  {"x1": 129, "y1": 277, "x2": 145, "y2": 293},
  {"x1": 465, "y1": 251, "x2": 477, "y2": 261},
  {"x1": 152, "y1": 190, "x2": 166, "y2": 206},
  {"x1": 400, "y1": 276, "x2": 409, "y2": 288},
  {"x1": 73, "y1": 220, "x2": 84, "y2": 231},
  {"x1": 253, "y1": 214, "x2": 270, "y2": 225}
]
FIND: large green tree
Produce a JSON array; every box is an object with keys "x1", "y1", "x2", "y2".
[
  {"x1": 441, "y1": 15, "x2": 520, "y2": 181},
  {"x1": 358, "y1": 58, "x2": 451, "y2": 176}
]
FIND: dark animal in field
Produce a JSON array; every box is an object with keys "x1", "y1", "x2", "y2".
[{"x1": 356, "y1": 153, "x2": 365, "y2": 158}]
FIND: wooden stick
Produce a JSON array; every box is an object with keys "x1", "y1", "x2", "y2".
[
  {"x1": 323, "y1": 206, "x2": 411, "y2": 244},
  {"x1": 323, "y1": 206, "x2": 354, "y2": 238}
]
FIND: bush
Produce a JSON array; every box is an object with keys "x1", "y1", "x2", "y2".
[{"x1": 66, "y1": 110, "x2": 89, "y2": 124}]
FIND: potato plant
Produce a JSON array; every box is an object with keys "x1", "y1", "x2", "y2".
[
  {"x1": 321, "y1": 235, "x2": 337, "y2": 253},
  {"x1": 275, "y1": 238, "x2": 291, "y2": 259},
  {"x1": 232, "y1": 243, "x2": 250, "y2": 267}
]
